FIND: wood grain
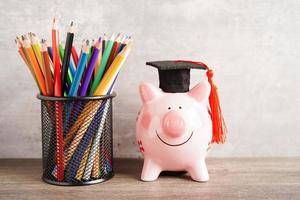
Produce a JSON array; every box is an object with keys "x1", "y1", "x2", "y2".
[{"x1": 0, "y1": 158, "x2": 299, "y2": 200}]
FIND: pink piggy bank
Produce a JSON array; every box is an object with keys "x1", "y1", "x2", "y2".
[{"x1": 136, "y1": 81, "x2": 213, "y2": 182}]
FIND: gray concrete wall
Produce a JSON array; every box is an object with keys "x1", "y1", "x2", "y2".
[{"x1": 0, "y1": 0, "x2": 299, "y2": 158}]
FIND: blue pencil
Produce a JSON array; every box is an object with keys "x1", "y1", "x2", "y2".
[
  {"x1": 69, "y1": 59, "x2": 76, "y2": 77},
  {"x1": 68, "y1": 41, "x2": 89, "y2": 97}
]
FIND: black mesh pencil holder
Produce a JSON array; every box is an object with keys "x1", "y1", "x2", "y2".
[{"x1": 37, "y1": 93, "x2": 116, "y2": 186}]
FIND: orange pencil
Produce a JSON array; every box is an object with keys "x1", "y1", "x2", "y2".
[
  {"x1": 22, "y1": 35, "x2": 47, "y2": 95},
  {"x1": 94, "y1": 47, "x2": 102, "y2": 77},
  {"x1": 16, "y1": 37, "x2": 41, "y2": 92},
  {"x1": 41, "y1": 39, "x2": 54, "y2": 96},
  {"x1": 15, "y1": 38, "x2": 29, "y2": 66}
]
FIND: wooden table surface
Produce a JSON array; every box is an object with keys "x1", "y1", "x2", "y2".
[{"x1": 0, "y1": 158, "x2": 299, "y2": 200}]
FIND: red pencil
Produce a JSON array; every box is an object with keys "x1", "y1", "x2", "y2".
[
  {"x1": 52, "y1": 18, "x2": 64, "y2": 181},
  {"x1": 105, "y1": 33, "x2": 121, "y2": 71},
  {"x1": 52, "y1": 18, "x2": 62, "y2": 97},
  {"x1": 71, "y1": 45, "x2": 79, "y2": 67}
]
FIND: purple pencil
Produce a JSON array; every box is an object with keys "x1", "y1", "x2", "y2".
[{"x1": 79, "y1": 37, "x2": 102, "y2": 96}]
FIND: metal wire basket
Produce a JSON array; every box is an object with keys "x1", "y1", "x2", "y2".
[{"x1": 37, "y1": 93, "x2": 115, "y2": 186}]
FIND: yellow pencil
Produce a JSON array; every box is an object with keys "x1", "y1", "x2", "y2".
[
  {"x1": 93, "y1": 42, "x2": 132, "y2": 95},
  {"x1": 29, "y1": 33, "x2": 45, "y2": 77}
]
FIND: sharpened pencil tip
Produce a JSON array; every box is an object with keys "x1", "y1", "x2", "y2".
[
  {"x1": 52, "y1": 17, "x2": 58, "y2": 30},
  {"x1": 86, "y1": 40, "x2": 90, "y2": 45},
  {"x1": 111, "y1": 32, "x2": 116, "y2": 39},
  {"x1": 70, "y1": 21, "x2": 73, "y2": 26}
]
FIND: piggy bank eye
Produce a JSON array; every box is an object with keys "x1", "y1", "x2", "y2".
[
  {"x1": 168, "y1": 107, "x2": 171, "y2": 110},
  {"x1": 179, "y1": 106, "x2": 182, "y2": 109}
]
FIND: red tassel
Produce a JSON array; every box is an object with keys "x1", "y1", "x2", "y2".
[
  {"x1": 176, "y1": 60, "x2": 227, "y2": 144},
  {"x1": 206, "y1": 69, "x2": 227, "y2": 143}
]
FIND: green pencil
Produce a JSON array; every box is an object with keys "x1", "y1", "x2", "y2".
[{"x1": 89, "y1": 33, "x2": 116, "y2": 95}]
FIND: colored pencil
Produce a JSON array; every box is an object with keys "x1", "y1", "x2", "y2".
[
  {"x1": 59, "y1": 43, "x2": 73, "y2": 90},
  {"x1": 93, "y1": 44, "x2": 102, "y2": 77},
  {"x1": 41, "y1": 39, "x2": 54, "y2": 96},
  {"x1": 118, "y1": 35, "x2": 130, "y2": 53},
  {"x1": 59, "y1": 43, "x2": 76, "y2": 77},
  {"x1": 79, "y1": 38, "x2": 102, "y2": 96},
  {"x1": 52, "y1": 18, "x2": 62, "y2": 97},
  {"x1": 61, "y1": 22, "x2": 74, "y2": 94},
  {"x1": 15, "y1": 38, "x2": 28, "y2": 66},
  {"x1": 71, "y1": 45, "x2": 79, "y2": 67},
  {"x1": 105, "y1": 34, "x2": 121, "y2": 72},
  {"x1": 47, "y1": 46, "x2": 53, "y2": 61},
  {"x1": 22, "y1": 35, "x2": 47, "y2": 95},
  {"x1": 15, "y1": 37, "x2": 41, "y2": 91},
  {"x1": 29, "y1": 33, "x2": 45, "y2": 77},
  {"x1": 59, "y1": 43, "x2": 76, "y2": 78},
  {"x1": 68, "y1": 41, "x2": 89, "y2": 96},
  {"x1": 102, "y1": 33, "x2": 107, "y2": 55},
  {"x1": 52, "y1": 18, "x2": 64, "y2": 181},
  {"x1": 46, "y1": 46, "x2": 54, "y2": 76},
  {"x1": 93, "y1": 42, "x2": 132, "y2": 95},
  {"x1": 89, "y1": 33, "x2": 116, "y2": 95},
  {"x1": 87, "y1": 40, "x2": 94, "y2": 62}
]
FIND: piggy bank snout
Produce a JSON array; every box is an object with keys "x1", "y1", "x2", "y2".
[{"x1": 162, "y1": 111, "x2": 186, "y2": 138}]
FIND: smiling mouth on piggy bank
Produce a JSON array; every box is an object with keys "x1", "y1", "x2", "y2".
[{"x1": 155, "y1": 130, "x2": 194, "y2": 147}]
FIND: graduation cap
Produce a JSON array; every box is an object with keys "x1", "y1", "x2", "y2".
[
  {"x1": 146, "y1": 60, "x2": 207, "y2": 93},
  {"x1": 145, "y1": 60, "x2": 227, "y2": 144}
]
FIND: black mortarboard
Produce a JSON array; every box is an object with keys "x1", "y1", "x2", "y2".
[{"x1": 146, "y1": 60, "x2": 206, "y2": 93}]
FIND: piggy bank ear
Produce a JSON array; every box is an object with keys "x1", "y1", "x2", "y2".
[
  {"x1": 139, "y1": 82, "x2": 161, "y2": 104},
  {"x1": 188, "y1": 81, "x2": 211, "y2": 102}
]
